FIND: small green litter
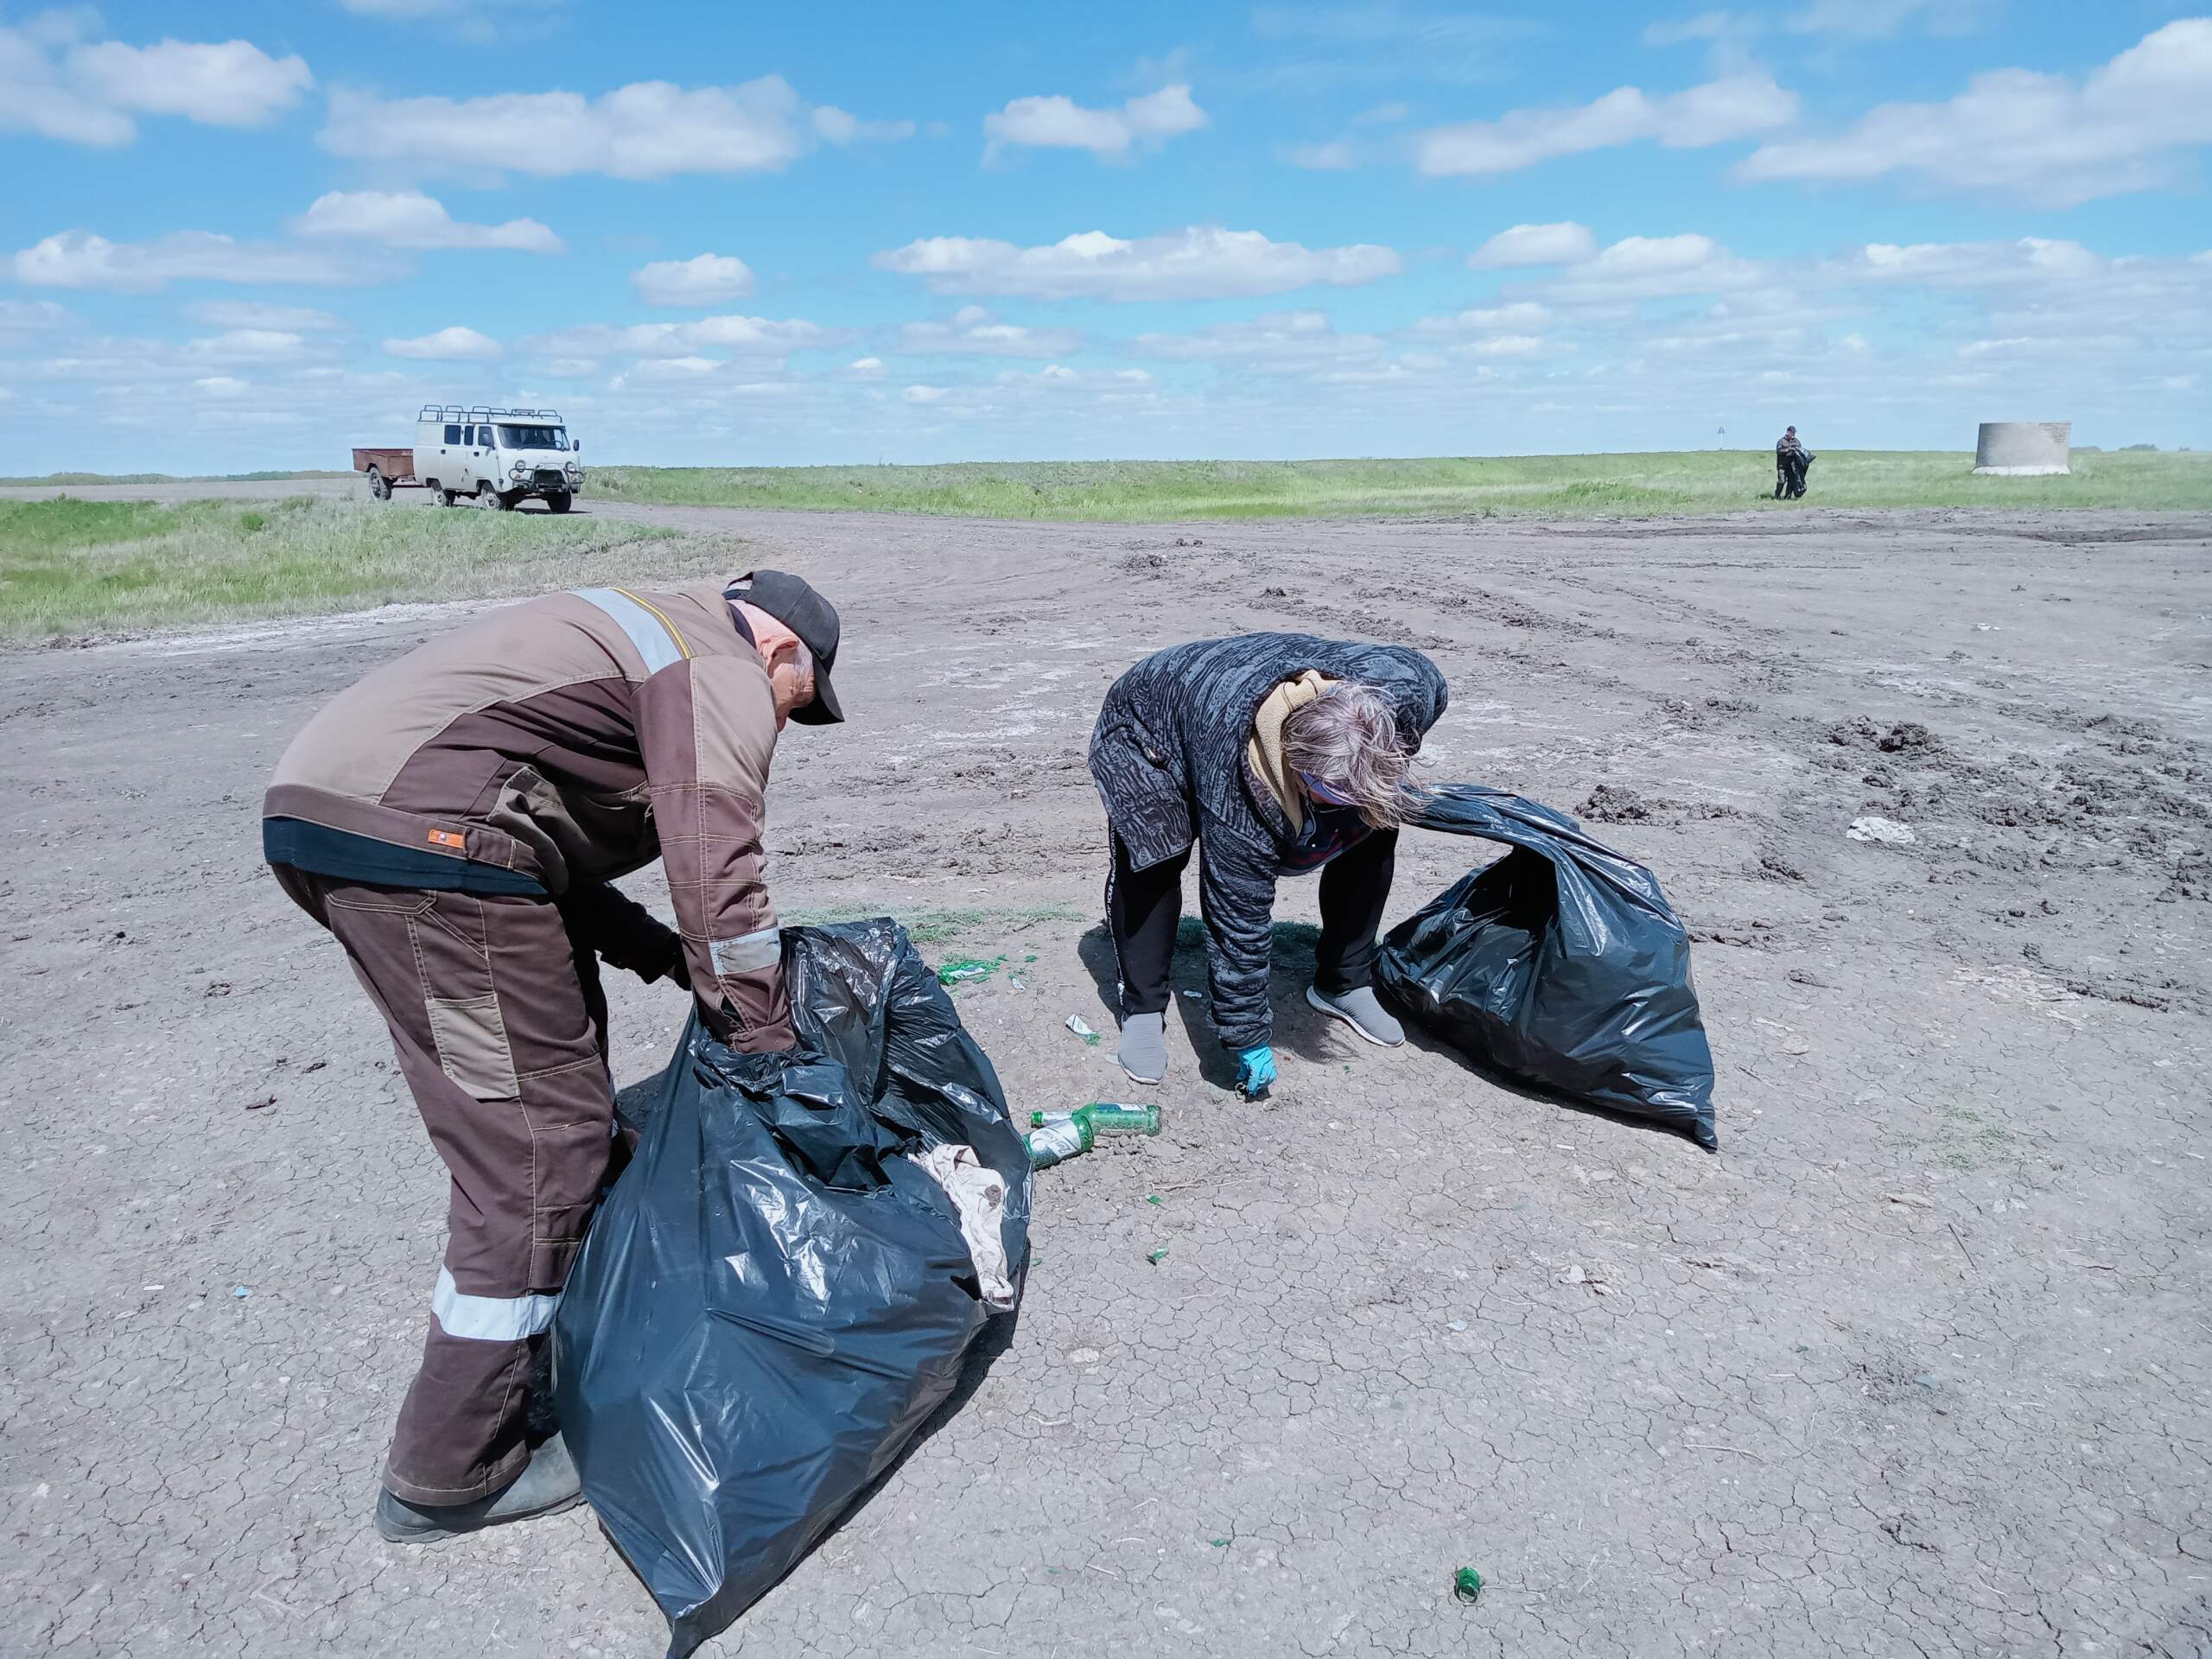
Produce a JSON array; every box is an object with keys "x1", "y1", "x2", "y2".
[
  {"x1": 1146, "y1": 1194, "x2": 1162, "y2": 1205},
  {"x1": 1453, "y1": 1567, "x2": 1483, "y2": 1604},
  {"x1": 1147, "y1": 1248, "x2": 1169, "y2": 1265},
  {"x1": 1210, "y1": 1537, "x2": 1230, "y2": 1548},
  {"x1": 935, "y1": 956, "x2": 1005, "y2": 986}
]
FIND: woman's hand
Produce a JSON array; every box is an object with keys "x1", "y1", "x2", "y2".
[{"x1": 1236, "y1": 1044, "x2": 1277, "y2": 1098}]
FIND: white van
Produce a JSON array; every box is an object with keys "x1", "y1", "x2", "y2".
[{"x1": 414, "y1": 404, "x2": 584, "y2": 512}]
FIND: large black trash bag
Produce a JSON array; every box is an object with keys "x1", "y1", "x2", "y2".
[
  {"x1": 554, "y1": 918, "x2": 1032, "y2": 1656},
  {"x1": 1376, "y1": 785, "x2": 1719, "y2": 1149}
]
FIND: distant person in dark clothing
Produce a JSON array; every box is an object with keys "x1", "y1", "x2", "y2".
[
  {"x1": 1775, "y1": 426, "x2": 1814, "y2": 499},
  {"x1": 1087, "y1": 635, "x2": 1447, "y2": 1096}
]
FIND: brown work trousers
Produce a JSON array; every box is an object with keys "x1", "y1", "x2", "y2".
[{"x1": 275, "y1": 868, "x2": 616, "y2": 1504}]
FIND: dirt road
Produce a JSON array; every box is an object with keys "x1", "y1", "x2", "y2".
[{"x1": 4, "y1": 500, "x2": 2208, "y2": 1657}]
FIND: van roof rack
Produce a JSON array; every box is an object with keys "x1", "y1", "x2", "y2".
[{"x1": 418, "y1": 405, "x2": 563, "y2": 423}]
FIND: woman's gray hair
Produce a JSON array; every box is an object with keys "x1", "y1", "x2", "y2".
[{"x1": 1281, "y1": 683, "x2": 1423, "y2": 830}]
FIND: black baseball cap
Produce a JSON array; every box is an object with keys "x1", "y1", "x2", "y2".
[{"x1": 728, "y1": 569, "x2": 844, "y2": 725}]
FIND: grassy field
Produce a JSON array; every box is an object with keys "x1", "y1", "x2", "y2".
[
  {"x1": 589, "y1": 448, "x2": 2212, "y2": 520},
  {"x1": 0, "y1": 495, "x2": 688, "y2": 641},
  {"x1": 0, "y1": 470, "x2": 353, "y2": 486}
]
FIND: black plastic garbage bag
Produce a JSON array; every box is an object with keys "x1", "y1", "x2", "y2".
[
  {"x1": 1376, "y1": 785, "x2": 1719, "y2": 1149},
  {"x1": 554, "y1": 918, "x2": 1032, "y2": 1656}
]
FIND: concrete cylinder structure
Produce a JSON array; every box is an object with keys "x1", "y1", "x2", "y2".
[{"x1": 1974, "y1": 421, "x2": 2071, "y2": 476}]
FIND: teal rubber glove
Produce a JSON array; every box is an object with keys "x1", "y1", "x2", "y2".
[{"x1": 1236, "y1": 1044, "x2": 1277, "y2": 1099}]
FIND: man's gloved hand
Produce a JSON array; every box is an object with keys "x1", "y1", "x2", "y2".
[
  {"x1": 648, "y1": 931, "x2": 687, "y2": 987},
  {"x1": 1236, "y1": 1044, "x2": 1277, "y2": 1099}
]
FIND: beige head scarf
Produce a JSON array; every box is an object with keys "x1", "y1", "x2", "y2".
[{"x1": 1246, "y1": 671, "x2": 1336, "y2": 834}]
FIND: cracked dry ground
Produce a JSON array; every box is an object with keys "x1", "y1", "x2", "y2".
[{"x1": 3, "y1": 503, "x2": 2209, "y2": 1659}]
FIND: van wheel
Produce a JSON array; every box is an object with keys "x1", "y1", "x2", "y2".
[
  {"x1": 546, "y1": 491, "x2": 573, "y2": 513},
  {"x1": 367, "y1": 467, "x2": 391, "y2": 500},
  {"x1": 483, "y1": 485, "x2": 512, "y2": 511}
]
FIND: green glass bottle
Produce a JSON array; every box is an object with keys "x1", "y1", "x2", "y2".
[
  {"x1": 1024, "y1": 1113, "x2": 1095, "y2": 1167},
  {"x1": 1078, "y1": 1102, "x2": 1161, "y2": 1136},
  {"x1": 1027, "y1": 1103, "x2": 1161, "y2": 1138}
]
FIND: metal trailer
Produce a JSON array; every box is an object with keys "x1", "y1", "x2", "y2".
[{"x1": 351, "y1": 446, "x2": 417, "y2": 500}]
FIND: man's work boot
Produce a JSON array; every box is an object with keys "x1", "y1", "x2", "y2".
[
  {"x1": 374, "y1": 1433, "x2": 583, "y2": 1545},
  {"x1": 1116, "y1": 1011, "x2": 1167, "y2": 1084},
  {"x1": 1306, "y1": 984, "x2": 1405, "y2": 1048}
]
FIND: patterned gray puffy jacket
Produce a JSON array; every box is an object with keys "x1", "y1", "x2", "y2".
[{"x1": 1087, "y1": 633, "x2": 1448, "y2": 1049}]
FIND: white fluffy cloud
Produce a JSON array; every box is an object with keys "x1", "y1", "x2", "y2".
[
  {"x1": 384, "y1": 327, "x2": 502, "y2": 361},
  {"x1": 1130, "y1": 311, "x2": 1387, "y2": 371},
  {"x1": 184, "y1": 301, "x2": 347, "y2": 332},
  {"x1": 0, "y1": 297, "x2": 75, "y2": 345},
  {"x1": 1736, "y1": 20, "x2": 2212, "y2": 205},
  {"x1": 873, "y1": 226, "x2": 1402, "y2": 302},
  {"x1": 1406, "y1": 301, "x2": 1554, "y2": 360},
  {"x1": 1830, "y1": 237, "x2": 2110, "y2": 288},
  {"x1": 68, "y1": 36, "x2": 312, "y2": 125},
  {"x1": 812, "y1": 105, "x2": 916, "y2": 145},
  {"x1": 521, "y1": 314, "x2": 836, "y2": 362},
  {"x1": 983, "y1": 84, "x2": 1206, "y2": 161},
  {"x1": 321, "y1": 77, "x2": 815, "y2": 179},
  {"x1": 1284, "y1": 140, "x2": 1357, "y2": 170},
  {"x1": 1645, "y1": 1, "x2": 1988, "y2": 44},
  {"x1": 10, "y1": 230, "x2": 373, "y2": 291},
  {"x1": 1825, "y1": 239, "x2": 2212, "y2": 360},
  {"x1": 1540, "y1": 233, "x2": 1772, "y2": 302},
  {"x1": 1469, "y1": 222, "x2": 1599, "y2": 270},
  {"x1": 1412, "y1": 301, "x2": 1553, "y2": 337},
  {"x1": 182, "y1": 328, "x2": 314, "y2": 364},
  {"x1": 1418, "y1": 72, "x2": 1797, "y2": 176},
  {"x1": 293, "y1": 190, "x2": 563, "y2": 253},
  {"x1": 0, "y1": 18, "x2": 310, "y2": 145},
  {"x1": 895, "y1": 307, "x2": 1084, "y2": 358},
  {"x1": 632, "y1": 254, "x2": 757, "y2": 307}
]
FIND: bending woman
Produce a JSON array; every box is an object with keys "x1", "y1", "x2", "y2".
[{"x1": 1087, "y1": 634, "x2": 1447, "y2": 1093}]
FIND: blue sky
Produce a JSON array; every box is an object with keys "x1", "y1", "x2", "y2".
[{"x1": 2, "y1": 1, "x2": 2208, "y2": 473}]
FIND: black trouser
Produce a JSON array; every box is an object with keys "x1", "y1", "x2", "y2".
[{"x1": 1107, "y1": 828, "x2": 1398, "y2": 1018}]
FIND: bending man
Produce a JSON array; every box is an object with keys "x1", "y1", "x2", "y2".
[
  {"x1": 1775, "y1": 425, "x2": 1812, "y2": 499},
  {"x1": 1088, "y1": 634, "x2": 1447, "y2": 1094},
  {"x1": 262, "y1": 571, "x2": 842, "y2": 1542}
]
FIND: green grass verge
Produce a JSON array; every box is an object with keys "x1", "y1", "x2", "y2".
[
  {"x1": 0, "y1": 494, "x2": 692, "y2": 641},
  {"x1": 0, "y1": 470, "x2": 350, "y2": 486},
  {"x1": 590, "y1": 448, "x2": 2212, "y2": 521}
]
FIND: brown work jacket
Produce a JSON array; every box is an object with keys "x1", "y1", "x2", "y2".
[{"x1": 264, "y1": 580, "x2": 792, "y2": 1049}]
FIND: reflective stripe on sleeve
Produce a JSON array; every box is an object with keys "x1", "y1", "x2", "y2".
[
  {"x1": 572, "y1": 586, "x2": 691, "y2": 674},
  {"x1": 709, "y1": 925, "x2": 782, "y2": 976},
  {"x1": 431, "y1": 1266, "x2": 559, "y2": 1343}
]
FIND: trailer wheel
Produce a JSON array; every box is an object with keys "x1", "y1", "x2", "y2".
[
  {"x1": 367, "y1": 467, "x2": 391, "y2": 501},
  {"x1": 545, "y1": 491, "x2": 573, "y2": 514}
]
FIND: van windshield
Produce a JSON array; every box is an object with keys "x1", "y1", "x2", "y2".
[{"x1": 497, "y1": 424, "x2": 567, "y2": 450}]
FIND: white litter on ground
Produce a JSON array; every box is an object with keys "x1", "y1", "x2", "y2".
[
  {"x1": 907, "y1": 1144, "x2": 1017, "y2": 1311},
  {"x1": 1847, "y1": 816, "x2": 1917, "y2": 845}
]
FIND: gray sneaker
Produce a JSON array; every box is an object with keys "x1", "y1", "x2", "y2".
[
  {"x1": 1116, "y1": 1011, "x2": 1167, "y2": 1084},
  {"x1": 1305, "y1": 985, "x2": 1405, "y2": 1048},
  {"x1": 375, "y1": 1433, "x2": 583, "y2": 1544}
]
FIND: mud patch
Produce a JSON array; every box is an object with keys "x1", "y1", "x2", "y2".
[{"x1": 1578, "y1": 783, "x2": 1747, "y2": 825}]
